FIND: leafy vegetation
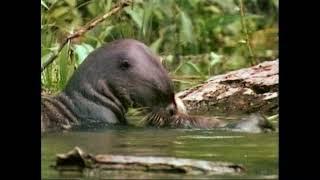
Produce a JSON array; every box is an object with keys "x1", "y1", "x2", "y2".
[{"x1": 41, "y1": 0, "x2": 278, "y2": 93}]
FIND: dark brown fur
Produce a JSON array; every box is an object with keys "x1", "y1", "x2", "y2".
[{"x1": 42, "y1": 39, "x2": 177, "y2": 132}]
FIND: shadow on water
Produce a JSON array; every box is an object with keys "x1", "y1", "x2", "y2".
[{"x1": 41, "y1": 115, "x2": 278, "y2": 179}]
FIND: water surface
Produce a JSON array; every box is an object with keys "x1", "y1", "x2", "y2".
[{"x1": 42, "y1": 126, "x2": 278, "y2": 179}]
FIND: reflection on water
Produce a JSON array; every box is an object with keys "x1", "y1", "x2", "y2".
[{"x1": 42, "y1": 125, "x2": 278, "y2": 179}]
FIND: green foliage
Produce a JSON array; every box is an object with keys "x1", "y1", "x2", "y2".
[
  {"x1": 41, "y1": 0, "x2": 278, "y2": 92},
  {"x1": 58, "y1": 44, "x2": 69, "y2": 89},
  {"x1": 73, "y1": 43, "x2": 94, "y2": 66},
  {"x1": 178, "y1": 9, "x2": 194, "y2": 45}
]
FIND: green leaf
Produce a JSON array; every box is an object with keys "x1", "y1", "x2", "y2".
[
  {"x1": 187, "y1": 0, "x2": 201, "y2": 7},
  {"x1": 213, "y1": 0, "x2": 238, "y2": 13},
  {"x1": 156, "y1": 0, "x2": 174, "y2": 18},
  {"x1": 150, "y1": 37, "x2": 163, "y2": 54},
  {"x1": 208, "y1": 14, "x2": 261, "y2": 30},
  {"x1": 51, "y1": 7, "x2": 69, "y2": 18},
  {"x1": 64, "y1": 0, "x2": 76, "y2": 7},
  {"x1": 272, "y1": 0, "x2": 279, "y2": 9},
  {"x1": 185, "y1": 62, "x2": 203, "y2": 76},
  {"x1": 41, "y1": 52, "x2": 53, "y2": 63},
  {"x1": 141, "y1": 2, "x2": 154, "y2": 37},
  {"x1": 43, "y1": 65, "x2": 53, "y2": 88},
  {"x1": 238, "y1": 39, "x2": 246, "y2": 44},
  {"x1": 87, "y1": 1, "x2": 98, "y2": 15},
  {"x1": 41, "y1": 52, "x2": 54, "y2": 87},
  {"x1": 213, "y1": 15, "x2": 240, "y2": 26},
  {"x1": 98, "y1": 25, "x2": 114, "y2": 40},
  {"x1": 179, "y1": 10, "x2": 194, "y2": 44},
  {"x1": 74, "y1": 43, "x2": 94, "y2": 65},
  {"x1": 163, "y1": 55, "x2": 174, "y2": 64},
  {"x1": 209, "y1": 52, "x2": 222, "y2": 67},
  {"x1": 41, "y1": 0, "x2": 49, "y2": 10},
  {"x1": 59, "y1": 45, "x2": 70, "y2": 89},
  {"x1": 105, "y1": 0, "x2": 113, "y2": 11},
  {"x1": 204, "y1": 5, "x2": 221, "y2": 14},
  {"x1": 125, "y1": 7, "x2": 143, "y2": 29}
]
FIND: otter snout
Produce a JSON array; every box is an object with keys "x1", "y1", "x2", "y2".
[
  {"x1": 165, "y1": 95, "x2": 187, "y2": 116},
  {"x1": 174, "y1": 95, "x2": 187, "y2": 114},
  {"x1": 165, "y1": 103, "x2": 177, "y2": 116}
]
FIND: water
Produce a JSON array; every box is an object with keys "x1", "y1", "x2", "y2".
[{"x1": 41, "y1": 126, "x2": 278, "y2": 179}]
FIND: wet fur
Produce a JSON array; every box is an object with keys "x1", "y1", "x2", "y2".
[
  {"x1": 145, "y1": 111, "x2": 226, "y2": 129},
  {"x1": 42, "y1": 39, "x2": 176, "y2": 132}
]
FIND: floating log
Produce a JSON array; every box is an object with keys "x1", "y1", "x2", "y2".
[{"x1": 54, "y1": 147, "x2": 245, "y2": 175}]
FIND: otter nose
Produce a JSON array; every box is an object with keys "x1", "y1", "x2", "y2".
[{"x1": 166, "y1": 103, "x2": 177, "y2": 116}]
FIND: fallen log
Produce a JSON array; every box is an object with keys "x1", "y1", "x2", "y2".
[
  {"x1": 53, "y1": 147, "x2": 245, "y2": 175},
  {"x1": 176, "y1": 60, "x2": 278, "y2": 115}
]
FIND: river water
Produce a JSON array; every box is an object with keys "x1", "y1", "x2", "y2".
[{"x1": 41, "y1": 120, "x2": 278, "y2": 179}]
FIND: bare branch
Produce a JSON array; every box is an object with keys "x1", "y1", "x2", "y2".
[{"x1": 41, "y1": 0, "x2": 133, "y2": 72}]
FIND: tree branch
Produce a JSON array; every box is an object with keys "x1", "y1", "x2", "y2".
[{"x1": 41, "y1": 0, "x2": 133, "y2": 72}]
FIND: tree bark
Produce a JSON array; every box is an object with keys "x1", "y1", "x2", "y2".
[{"x1": 176, "y1": 60, "x2": 278, "y2": 116}]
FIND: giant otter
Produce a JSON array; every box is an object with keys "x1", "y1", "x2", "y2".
[
  {"x1": 41, "y1": 39, "x2": 274, "y2": 133},
  {"x1": 41, "y1": 39, "x2": 177, "y2": 132}
]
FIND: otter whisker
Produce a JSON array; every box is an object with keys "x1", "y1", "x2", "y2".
[
  {"x1": 154, "y1": 115, "x2": 161, "y2": 126},
  {"x1": 158, "y1": 116, "x2": 165, "y2": 126},
  {"x1": 148, "y1": 113, "x2": 157, "y2": 123},
  {"x1": 144, "y1": 109, "x2": 177, "y2": 128},
  {"x1": 159, "y1": 118, "x2": 163, "y2": 126},
  {"x1": 151, "y1": 113, "x2": 158, "y2": 121},
  {"x1": 147, "y1": 113, "x2": 153, "y2": 121},
  {"x1": 142, "y1": 113, "x2": 151, "y2": 125},
  {"x1": 154, "y1": 113, "x2": 163, "y2": 127},
  {"x1": 144, "y1": 112, "x2": 163, "y2": 127}
]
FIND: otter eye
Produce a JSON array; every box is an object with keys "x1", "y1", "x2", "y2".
[{"x1": 119, "y1": 59, "x2": 130, "y2": 70}]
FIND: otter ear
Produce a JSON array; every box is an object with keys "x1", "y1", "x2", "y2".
[{"x1": 119, "y1": 59, "x2": 130, "y2": 70}]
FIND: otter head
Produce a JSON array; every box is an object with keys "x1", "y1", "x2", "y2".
[{"x1": 67, "y1": 39, "x2": 178, "y2": 124}]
